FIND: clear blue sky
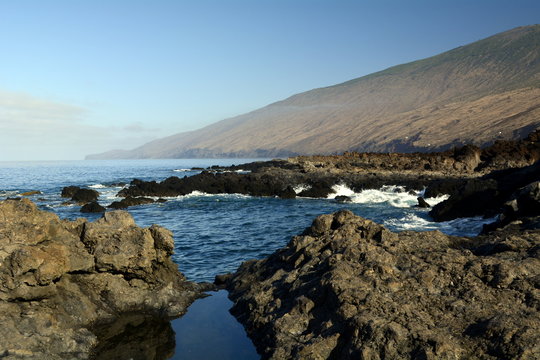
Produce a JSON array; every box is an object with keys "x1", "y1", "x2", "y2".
[{"x1": 1, "y1": 0, "x2": 538, "y2": 160}]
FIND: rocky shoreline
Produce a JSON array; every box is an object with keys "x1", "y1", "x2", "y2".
[
  {"x1": 2, "y1": 131, "x2": 539, "y2": 359},
  {"x1": 225, "y1": 208, "x2": 540, "y2": 359},
  {"x1": 106, "y1": 130, "x2": 539, "y2": 210},
  {"x1": 217, "y1": 133, "x2": 540, "y2": 359},
  {"x1": 0, "y1": 198, "x2": 205, "y2": 359}
]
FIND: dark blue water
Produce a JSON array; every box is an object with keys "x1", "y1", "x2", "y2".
[
  {"x1": 0, "y1": 159, "x2": 492, "y2": 359},
  {"x1": 171, "y1": 290, "x2": 259, "y2": 359}
]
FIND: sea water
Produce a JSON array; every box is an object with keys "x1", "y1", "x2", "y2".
[{"x1": 0, "y1": 159, "x2": 493, "y2": 359}]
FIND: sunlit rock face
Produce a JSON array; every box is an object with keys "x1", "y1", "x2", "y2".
[
  {"x1": 0, "y1": 198, "x2": 203, "y2": 359},
  {"x1": 228, "y1": 210, "x2": 540, "y2": 359}
]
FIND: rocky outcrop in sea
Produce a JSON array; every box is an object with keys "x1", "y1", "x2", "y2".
[
  {"x1": 0, "y1": 198, "x2": 203, "y2": 359},
  {"x1": 115, "y1": 131, "x2": 539, "y2": 204},
  {"x1": 429, "y1": 161, "x2": 540, "y2": 227},
  {"x1": 226, "y1": 210, "x2": 540, "y2": 359}
]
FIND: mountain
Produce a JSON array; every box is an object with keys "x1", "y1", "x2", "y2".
[{"x1": 87, "y1": 25, "x2": 540, "y2": 159}]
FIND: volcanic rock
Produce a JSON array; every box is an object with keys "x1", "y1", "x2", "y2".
[
  {"x1": 277, "y1": 186, "x2": 296, "y2": 199},
  {"x1": 482, "y1": 180, "x2": 540, "y2": 233},
  {"x1": 335, "y1": 195, "x2": 353, "y2": 203},
  {"x1": 416, "y1": 197, "x2": 431, "y2": 208},
  {"x1": 227, "y1": 210, "x2": 540, "y2": 359},
  {"x1": 115, "y1": 130, "x2": 540, "y2": 204},
  {"x1": 0, "y1": 198, "x2": 202, "y2": 358},
  {"x1": 430, "y1": 161, "x2": 540, "y2": 222},
  {"x1": 71, "y1": 188, "x2": 99, "y2": 204},
  {"x1": 80, "y1": 201, "x2": 106, "y2": 213},
  {"x1": 515, "y1": 181, "x2": 540, "y2": 216},
  {"x1": 108, "y1": 196, "x2": 155, "y2": 209},
  {"x1": 61, "y1": 185, "x2": 80, "y2": 198}
]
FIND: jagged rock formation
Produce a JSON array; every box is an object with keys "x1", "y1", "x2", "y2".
[
  {"x1": 227, "y1": 210, "x2": 540, "y2": 359},
  {"x1": 0, "y1": 198, "x2": 203, "y2": 359},
  {"x1": 291, "y1": 129, "x2": 540, "y2": 175},
  {"x1": 114, "y1": 131, "x2": 540, "y2": 203},
  {"x1": 81, "y1": 201, "x2": 106, "y2": 213},
  {"x1": 108, "y1": 196, "x2": 157, "y2": 209},
  {"x1": 88, "y1": 25, "x2": 540, "y2": 159},
  {"x1": 429, "y1": 161, "x2": 540, "y2": 224}
]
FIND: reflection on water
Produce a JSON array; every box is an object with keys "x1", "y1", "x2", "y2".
[
  {"x1": 170, "y1": 290, "x2": 259, "y2": 360},
  {"x1": 90, "y1": 290, "x2": 259, "y2": 360},
  {"x1": 91, "y1": 315, "x2": 176, "y2": 360}
]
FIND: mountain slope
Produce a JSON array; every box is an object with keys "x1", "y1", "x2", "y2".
[{"x1": 88, "y1": 25, "x2": 540, "y2": 159}]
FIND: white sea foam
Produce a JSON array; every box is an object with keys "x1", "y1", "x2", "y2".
[
  {"x1": 103, "y1": 192, "x2": 122, "y2": 201},
  {"x1": 185, "y1": 190, "x2": 208, "y2": 197},
  {"x1": 89, "y1": 184, "x2": 107, "y2": 189},
  {"x1": 216, "y1": 169, "x2": 251, "y2": 174},
  {"x1": 293, "y1": 184, "x2": 311, "y2": 194},
  {"x1": 328, "y1": 184, "x2": 421, "y2": 208},
  {"x1": 437, "y1": 216, "x2": 497, "y2": 236},
  {"x1": 327, "y1": 184, "x2": 356, "y2": 198},
  {"x1": 424, "y1": 194, "x2": 449, "y2": 206},
  {"x1": 172, "y1": 191, "x2": 252, "y2": 200},
  {"x1": 173, "y1": 168, "x2": 193, "y2": 172},
  {"x1": 384, "y1": 213, "x2": 436, "y2": 230},
  {"x1": 0, "y1": 190, "x2": 19, "y2": 197},
  {"x1": 384, "y1": 213, "x2": 496, "y2": 237},
  {"x1": 416, "y1": 188, "x2": 450, "y2": 206},
  {"x1": 326, "y1": 184, "x2": 451, "y2": 208}
]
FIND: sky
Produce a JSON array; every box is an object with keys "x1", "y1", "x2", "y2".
[{"x1": 0, "y1": 0, "x2": 539, "y2": 161}]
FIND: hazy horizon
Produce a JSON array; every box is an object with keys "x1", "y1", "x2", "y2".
[{"x1": 1, "y1": 0, "x2": 539, "y2": 161}]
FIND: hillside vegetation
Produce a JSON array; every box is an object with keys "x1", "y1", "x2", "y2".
[{"x1": 88, "y1": 25, "x2": 540, "y2": 159}]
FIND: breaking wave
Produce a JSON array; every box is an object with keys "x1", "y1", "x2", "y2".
[
  {"x1": 293, "y1": 184, "x2": 311, "y2": 194},
  {"x1": 328, "y1": 184, "x2": 448, "y2": 208},
  {"x1": 89, "y1": 184, "x2": 107, "y2": 189},
  {"x1": 384, "y1": 213, "x2": 496, "y2": 237}
]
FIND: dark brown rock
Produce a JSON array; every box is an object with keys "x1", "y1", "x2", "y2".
[
  {"x1": 214, "y1": 273, "x2": 233, "y2": 287},
  {"x1": 482, "y1": 181, "x2": 540, "y2": 233},
  {"x1": 71, "y1": 188, "x2": 99, "y2": 204},
  {"x1": 227, "y1": 210, "x2": 540, "y2": 359},
  {"x1": 0, "y1": 198, "x2": 202, "y2": 358},
  {"x1": 114, "y1": 130, "x2": 540, "y2": 205},
  {"x1": 81, "y1": 201, "x2": 106, "y2": 213},
  {"x1": 108, "y1": 196, "x2": 155, "y2": 209},
  {"x1": 335, "y1": 195, "x2": 353, "y2": 203},
  {"x1": 61, "y1": 185, "x2": 80, "y2": 198},
  {"x1": 430, "y1": 161, "x2": 540, "y2": 223},
  {"x1": 277, "y1": 186, "x2": 296, "y2": 199},
  {"x1": 416, "y1": 196, "x2": 431, "y2": 208}
]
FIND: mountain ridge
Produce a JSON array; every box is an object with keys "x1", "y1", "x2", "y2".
[{"x1": 87, "y1": 25, "x2": 540, "y2": 159}]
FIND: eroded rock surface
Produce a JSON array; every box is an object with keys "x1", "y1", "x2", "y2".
[
  {"x1": 0, "y1": 198, "x2": 202, "y2": 359},
  {"x1": 430, "y1": 161, "x2": 540, "y2": 224},
  {"x1": 227, "y1": 210, "x2": 540, "y2": 359},
  {"x1": 116, "y1": 131, "x2": 539, "y2": 202},
  {"x1": 70, "y1": 188, "x2": 99, "y2": 204}
]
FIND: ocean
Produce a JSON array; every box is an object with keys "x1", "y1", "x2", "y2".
[{"x1": 0, "y1": 159, "x2": 493, "y2": 359}]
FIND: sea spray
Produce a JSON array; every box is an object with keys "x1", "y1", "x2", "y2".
[{"x1": 328, "y1": 184, "x2": 448, "y2": 208}]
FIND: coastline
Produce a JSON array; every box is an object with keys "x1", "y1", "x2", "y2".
[{"x1": 0, "y1": 131, "x2": 538, "y2": 358}]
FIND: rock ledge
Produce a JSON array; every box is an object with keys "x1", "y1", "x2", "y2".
[
  {"x1": 227, "y1": 210, "x2": 540, "y2": 359},
  {"x1": 0, "y1": 198, "x2": 202, "y2": 359}
]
